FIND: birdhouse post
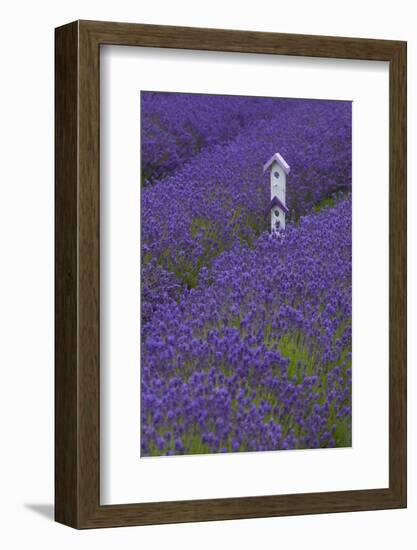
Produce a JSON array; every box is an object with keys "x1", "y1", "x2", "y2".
[{"x1": 263, "y1": 152, "x2": 290, "y2": 233}]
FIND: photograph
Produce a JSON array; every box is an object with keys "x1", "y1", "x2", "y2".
[
  {"x1": 140, "y1": 91, "x2": 353, "y2": 457},
  {"x1": 0, "y1": 3, "x2": 407, "y2": 541}
]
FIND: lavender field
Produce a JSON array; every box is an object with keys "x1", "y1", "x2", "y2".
[{"x1": 141, "y1": 91, "x2": 352, "y2": 457}]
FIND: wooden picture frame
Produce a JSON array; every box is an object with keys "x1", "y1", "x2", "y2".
[{"x1": 55, "y1": 20, "x2": 407, "y2": 529}]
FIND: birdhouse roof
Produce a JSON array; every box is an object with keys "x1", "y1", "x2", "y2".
[
  {"x1": 265, "y1": 196, "x2": 289, "y2": 217},
  {"x1": 263, "y1": 152, "x2": 290, "y2": 175}
]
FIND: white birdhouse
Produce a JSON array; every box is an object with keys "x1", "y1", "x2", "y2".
[{"x1": 263, "y1": 152, "x2": 290, "y2": 233}]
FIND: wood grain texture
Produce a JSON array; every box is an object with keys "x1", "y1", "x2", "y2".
[
  {"x1": 55, "y1": 21, "x2": 79, "y2": 527},
  {"x1": 388, "y1": 41, "x2": 407, "y2": 503},
  {"x1": 55, "y1": 20, "x2": 407, "y2": 529}
]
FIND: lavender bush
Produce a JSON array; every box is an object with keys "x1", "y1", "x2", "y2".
[
  {"x1": 141, "y1": 92, "x2": 295, "y2": 185},
  {"x1": 140, "y1": 92, "x2": 352, "y2": 456}
]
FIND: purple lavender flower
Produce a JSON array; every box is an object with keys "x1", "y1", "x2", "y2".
[{"x1": 140, "y1": 93, "x2": 352, "y2": 456}]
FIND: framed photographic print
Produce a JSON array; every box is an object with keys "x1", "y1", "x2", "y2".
[{"x1": 55, "y1": 20, "x2": 407, "y2": 528}]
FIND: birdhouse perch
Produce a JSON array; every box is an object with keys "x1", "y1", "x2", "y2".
[{"x1": 264, "y1": 152, "x2": 290, "y2": 233}]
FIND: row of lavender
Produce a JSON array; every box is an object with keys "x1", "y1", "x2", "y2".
[
  {"x1": 141, "y1": 199, "x2": 352, "y2": 455},
  {"x1": 141, "y1": 93, "x2": 352, "y2": 455},
  {"x1": 142, "y1": 95, "x2": 351, "y2": 322},
  {"x1": 141, "y1": 92, "x2": 296, "y2": 184}
]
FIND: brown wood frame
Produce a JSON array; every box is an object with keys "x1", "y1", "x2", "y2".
[{"x1": 55, "y1": 20, "x2": 407, "y2": 529}]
